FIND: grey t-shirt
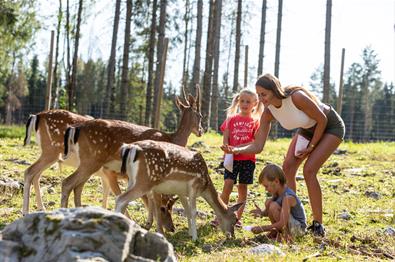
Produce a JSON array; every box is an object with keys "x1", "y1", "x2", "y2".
[{"x1": 273, "y1": 187, "x2": 307, "y2": 228}]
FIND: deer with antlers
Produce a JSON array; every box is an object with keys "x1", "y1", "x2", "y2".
[
  {"x1": 116, "y1": 140, "x2": 242, "y2": 240},
  {"x1": 61, "y1": 88, "x2": 203, "y2": 232}
]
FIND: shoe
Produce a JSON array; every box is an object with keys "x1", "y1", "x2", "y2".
[
  {"x1": 235, "y1": 220, "x2": 242, "y2": 229},
  {"x1": 307, "y1": 220, "x2": 326, "y2": 237}
]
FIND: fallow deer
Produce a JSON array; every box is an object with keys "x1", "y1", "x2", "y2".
[
  {"x1": 116, "y1": 140, "x2": 242, "y2": 240},
  {"x1": 22, "y1": 109, "x2": 177, "y2": 232},
  {"x1": 22, "y1": 110, "x2": 97, "y2": 215},
  {"x1": 61, "y1": 88, "x2": 203, "y2": 232}
]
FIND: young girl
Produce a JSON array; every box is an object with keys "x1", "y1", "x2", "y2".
[
  {"x1": 213, "y1": 88, "x2": 263, "y2": 227},
  {"x1": 250, "y1": 164, "x2": 307, "y2": 239}
]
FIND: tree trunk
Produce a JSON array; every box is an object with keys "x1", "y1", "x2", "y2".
[
  {"x1": 181, "y1": 0, "x2": 191, "y2": 94},
  {"x1": 105, "y1": 0, "x2": 121, "y2": 117},
  {"x1": 152, "y1": 0, "x2": 167, "y2": 127},
  {"x1": 190, "y1": 0, "x2": 203, "y2": 94},
  {"x1": 120, "y1": 0, "x2": 133, "y2": 120},
  {"x1": 145, "y1": 0, "x2": 158, "y2": 126},
  {"x1": 65, "y1": 0, "x2": 72, "y2": 110},
  {"x1": 210, "y1": 0, "x2": 222, "y2": 131},
  {"x1": 69, "y1": 0, "x2": 83, "y2": 111},
  {"x1": 257, "y1": 0, "x2": 267, "y2": 76},
  {"x1": 274, "y1": 0, "x2": 283, "y2": 78},
  {"x1": 52, "y1": 0, "x2": 62, "y2": 109},
  {"x1": 323, "y1": 0, "x2": 332, "y2": 103},
  {"x1": 202, "y1": 0, "x2": 216, "y2": 130},
  {"x1": 233, "y1": 0, "x2": 242, "y2": 93}
]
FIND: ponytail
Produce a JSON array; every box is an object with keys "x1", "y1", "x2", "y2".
[{"x1": 226, "y1": 88, "x2": 263, "y2": 120}]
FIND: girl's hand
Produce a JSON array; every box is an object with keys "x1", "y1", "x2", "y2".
[
  {"x1": 251, "y1": 226, "x2": 264, "y2": 234},
  {"x1": 220, "y1": 144, "x2": 236, "y2": 154}
]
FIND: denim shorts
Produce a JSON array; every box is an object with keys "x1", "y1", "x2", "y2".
[
  {"x1": 298, "y1": 106, "x2": 345, "y2": 140},
  {"x1": 224, "y1": 160, "x2": 255, "y2": 184}
]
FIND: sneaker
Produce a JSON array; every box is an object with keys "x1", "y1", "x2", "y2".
[{"x1": 307, "y1": 220, "x2": 326, "y2": 237}]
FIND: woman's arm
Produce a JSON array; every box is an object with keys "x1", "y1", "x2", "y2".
[
  {"x1": 292, "y1": 91, "x2": 328, "y2": 158},
  {"x1": 221, "y1": 108, "x2": 273, "y2": 154}
]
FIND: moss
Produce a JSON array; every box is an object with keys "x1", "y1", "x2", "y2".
[
  {"x1": 19, "y1": 245, "x2": 36, "y2": 257},
  {"x1": 44, "y1": 214, "x2": 63, "y2": 236}
]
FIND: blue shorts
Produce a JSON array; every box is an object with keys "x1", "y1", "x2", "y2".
[{"x1": 224, "y1": 160, "x2": 255, "y2": 184}]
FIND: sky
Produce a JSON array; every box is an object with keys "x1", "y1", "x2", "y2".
[{"x1": 34, "y1": 0, "x2": 394, "y2": 94}]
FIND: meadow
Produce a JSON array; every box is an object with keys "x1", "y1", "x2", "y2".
[{"x1": 0, "y1": 125, "x2": 394, "y2": 261}]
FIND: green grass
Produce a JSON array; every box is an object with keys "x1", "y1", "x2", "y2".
[{"x1": 0, "y1": 127, "x2": 394, "y2": 261}]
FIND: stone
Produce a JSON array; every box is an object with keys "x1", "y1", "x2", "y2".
[
  {"x1": 249, "y1": 244, "x2": 285, "y2": 256},
  {"x1": 364, "y1": 191, "x2": 381, "y2": 200},
  {"x1": 338, "y1": 211, "x2": 351, "y2": 220},
  {"x1": 383, "y1": 227, "x2": 395, "y2": 236},
  {"x1": 0, "y1": 177, "x2": 22, "y2": 196},
  {"x1": 0, "y1": 207, "x2": 176, "y2": 262}
]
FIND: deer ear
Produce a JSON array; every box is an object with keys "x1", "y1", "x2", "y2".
[{"x1": 228, "y1": 202, "x2": 244, "y2": 213}]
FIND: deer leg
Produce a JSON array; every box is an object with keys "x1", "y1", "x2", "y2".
[
  {"x1": 152, "y1": 193, "x2": 165, "y2": 235},
  {"x1": 115, "y1": 184, "x2": 151, "y2": 215},
  {"x1": 61, "y1": 163, "x2": 101, "y2": 208},
  {"x1": 141, "y1": 195, "x2": 154, "y2": 230},
  {"x1": 23, "y1": 154, "x2": 57, "y2": 215},
  {"x1": 179, "y1": 196, "x2": 192, "y2": 236},
  {"x1": 189, "y1": 194, "x2": 198, "y2": 241}
]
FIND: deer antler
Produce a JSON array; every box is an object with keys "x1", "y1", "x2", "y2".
[{"x1": 182, "y1": 85, "x2": 190, "y2": 106}]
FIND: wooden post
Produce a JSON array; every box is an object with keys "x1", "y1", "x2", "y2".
[
  {"x1": 244, "y1": 45, "x2": 248, "y2": 88},
  {"x1": 154, "y1": 37, "x2": 169, "y2": 129},
  {"x1": 45, "y1": 30, "x2": 55, "y2": 110},
  {"x1": 337, "y1": 48, "x2": 345, "y2": 114}
]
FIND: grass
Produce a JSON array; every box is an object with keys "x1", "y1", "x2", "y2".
[{"x1": 0, "y1": 127, "x2": 394, "y2": 261}]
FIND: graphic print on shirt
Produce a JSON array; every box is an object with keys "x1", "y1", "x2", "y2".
[{"x1": 231, "y1": 120, "x2": 256, "y2": 144}]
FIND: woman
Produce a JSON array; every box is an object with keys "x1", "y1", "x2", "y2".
[{"x1": 221, "y1": 73, "x2": 345, "y2": 236}]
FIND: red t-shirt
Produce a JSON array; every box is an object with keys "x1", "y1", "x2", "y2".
[{"x1": 220, "y1": 114, "x2": 260, "y2": 161}]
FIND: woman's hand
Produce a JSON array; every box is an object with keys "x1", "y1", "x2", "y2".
[
  {"x1": 295, "y1": 145, "x2": 314, "y2": 159},
  {"x1": 220, "y1": 144, "x2": 237, "y2": 154}
]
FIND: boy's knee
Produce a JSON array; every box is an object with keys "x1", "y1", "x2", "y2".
[{"x1": 268, "y1": 201, "x2": 281, "y2": 212}]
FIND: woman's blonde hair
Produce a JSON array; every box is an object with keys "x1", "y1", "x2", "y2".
[
  {"x1": 255, "y1": 73, "x2": 320, "y2": 104},
  {"x1": 258, "y1": 163, "x2": 286, "y2": 185},
  {"x1": 226, "y1": 88, "x2": 263, "y2": 120}
]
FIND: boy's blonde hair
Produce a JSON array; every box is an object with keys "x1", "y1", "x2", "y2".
[
  {"x1": 226, "y1": 88, "x2": 263, "y2": 120},
  {"x1": 259, "y1": 163, "x2": 286, "y2": 185}
]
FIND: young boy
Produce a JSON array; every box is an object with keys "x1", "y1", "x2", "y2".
[{"x1": 250, "y1": 164, "x2": 307, "y2": 239}]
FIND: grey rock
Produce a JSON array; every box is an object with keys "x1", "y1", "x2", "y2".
[
  {"x1": 0, "y1": 207, "x2": 176, "y2": 262},
  {"x1": 296, "y1": 175, "x2": 304, "y2": 181},
  {"x1": 249, "y1": 244, "x2": 284, "y2": 256},
  {"x1": 383, "y1": 227, "x2": 395, "y2": 236},
  {"x1": 338, "y1": 211, "x2": 351, "y2": 220},
  {"x1": 0, "y1": 177, "x2": 22, "y2": 196},
  {"x1": 364, "y1": 191, "x2": 381, "y2": 200}
]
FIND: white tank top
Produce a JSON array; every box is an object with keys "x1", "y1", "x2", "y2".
[{"x1": 268, "y1": 95, "x2": 325, "y2": 130}]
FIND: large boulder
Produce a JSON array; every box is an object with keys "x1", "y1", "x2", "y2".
[{"x1": 0, "y1": 207, "x2": 176, "y2": 262}]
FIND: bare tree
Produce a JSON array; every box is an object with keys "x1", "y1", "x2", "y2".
[
  {"x1": 257, "y1": 0, "x2": 267, "y2": 76},
  {"x1": 210, "y1": 0, "x2": 223, "y2": 130},
  {"x1": 274, "y1": 0, "x2": 283, "y2": 78},
  {"x1": 52, "y1": 0, "x2": 62, "y2": 109},
  {"x1": 323, "y1": 0, "x2": 332, "y2": 103},
  {"x1": 120, "y1": 0, "x2": 133, "y2": 119},
  {"x1": 190, "y1": 0, "x2": 203, "y2": 95},
  {"x1": 233, "y1": 0, "x2": 242, "y2": 93},
  {"x1": 105, "y1": 0, "x2": 121, "y2": 117},
  {"x1": 181, "y1": 0, "x2": 191, "y2": 94},
  {"x1": 69, "y1": 0, "x2": 83, "y2": 111},
  {"x1": 65, "y1": 0, "x2": 71, "y2": 110},
  {"x1": 152, "y1": 0, "x2": 167, "y2": 127},
  {"x1": 145, "y1": 0, "x2": 158, "y2": 126}
]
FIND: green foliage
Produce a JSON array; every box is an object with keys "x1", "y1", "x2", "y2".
[{"x1": 0, "y1": 126, "x2": 394, "y2": 261}]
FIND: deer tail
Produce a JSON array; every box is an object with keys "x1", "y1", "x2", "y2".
[{"x1": 24, "y1": 114, "x2": 39, "y2": 146}]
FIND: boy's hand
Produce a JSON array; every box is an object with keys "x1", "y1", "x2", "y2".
[
  {"x1": 250, "y1": 201, "x2": 264, "y2": 218},
  {"x1": 251, "y1": 226, "x2": 264, "y2": 234}
]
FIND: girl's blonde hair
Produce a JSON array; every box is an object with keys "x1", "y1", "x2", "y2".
[
  {"x1": 255, "y1": 73, "x2": 320, "y2": 104},
  {"x1": 258, "y1": 163, "x2": 286, "y2": 185},
  {"x1": 226, "y1": 88, "x2": 263, "y2": 120}
]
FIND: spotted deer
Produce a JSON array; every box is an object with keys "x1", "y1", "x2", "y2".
[
  {"x1": 62, "y1": 88, "x2": 203, "y2": 231},
  {"x1": 116, "y1": 140, "x2": 242, "y2": 240},
  {"x1": 22, "y1": 110, "x2": 100, "y2": 215}
]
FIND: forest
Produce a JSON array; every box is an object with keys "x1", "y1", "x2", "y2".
[{"x1": 0, "y1": 0, "x2": 394, "y2": 141}]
